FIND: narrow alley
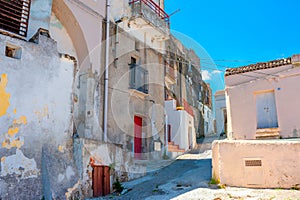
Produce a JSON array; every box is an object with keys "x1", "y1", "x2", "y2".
[
  {"x1": 1, "y1": 1, "x2": 300, "y2": 199},
  {"x1": 91, "y1": 136, "x2": 300, "y2": 200}
]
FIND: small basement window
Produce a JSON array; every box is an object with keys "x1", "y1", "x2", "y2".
[{"x1": 5, "y1": 44, "x2": 22, "y2": 59}]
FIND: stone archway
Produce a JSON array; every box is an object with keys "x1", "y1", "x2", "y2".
[{"x1": 51, "y1": 0, "x2": 90, "y2": 67}]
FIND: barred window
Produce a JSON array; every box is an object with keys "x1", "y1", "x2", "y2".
[{"x1": 0, "y1": 0, "x2": 31, "y2": 37}]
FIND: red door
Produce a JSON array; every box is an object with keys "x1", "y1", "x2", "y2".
[{"x1": 134, "y1": 116, "x2": 142, "y2": 159}]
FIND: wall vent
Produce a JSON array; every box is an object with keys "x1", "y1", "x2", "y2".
[
  {"x1": 5, "y1": 43, "x2": 22, "y2": 59},
  {"x1": 245, "y1": 160, "x2": 262, "y2": 167}
]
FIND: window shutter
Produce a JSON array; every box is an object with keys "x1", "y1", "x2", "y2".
[{"x1": 0, "y1": 0, "x2": 31, "y2": 37}]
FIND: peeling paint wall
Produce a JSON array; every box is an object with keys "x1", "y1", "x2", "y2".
[
  {"x1": 0, "y1": 32, "x2": 77, "y2": 199},
  {"x1": 0, "y1": 74, "x2": 10, "y2": 117},
  {"x1": 106, "y1": 28, "x2": 166, "y2": 159},
  {"x1": 74, "y1": 138, "x2": 146, "y2": 197}
]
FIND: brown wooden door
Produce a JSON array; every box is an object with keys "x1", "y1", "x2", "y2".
[{"x1": 92, "y1": 166, "x2": 110, "y2": 197}]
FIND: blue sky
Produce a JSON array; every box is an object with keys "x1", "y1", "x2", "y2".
[{"x1": 165, "y1": 0, "x2": 300, "y2": 95}]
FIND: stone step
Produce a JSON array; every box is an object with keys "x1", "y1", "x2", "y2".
[
  {"x1": 168, "y1": 141, "x2": 174, "y2": 145},
  {"x1": 168, "y1": 144, "x2": 185, "y2": 152},
  {"x1": 256, "y1": 129, "x2": 280, "y2": 139}
]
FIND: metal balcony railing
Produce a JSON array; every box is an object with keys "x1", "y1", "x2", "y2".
[{"x1": 129, "y1": 0, "x2": 170, "y2": 32}]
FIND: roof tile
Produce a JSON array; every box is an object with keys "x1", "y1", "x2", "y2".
[{"x1": 225, "y1": 57, "x2": 292, "y2": 76}]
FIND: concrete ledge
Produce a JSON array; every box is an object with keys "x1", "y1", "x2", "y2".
[{"x1": 212, "y1": 139, "x2": 300, "y2": 188}]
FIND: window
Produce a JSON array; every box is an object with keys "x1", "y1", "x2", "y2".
[
  {"x1": 129, "y1": 57, "x2": 149, "y2": 94},
  {"x1": 0, "y1": 0, "x2": 31, "y2": 37},
  {"x1": 5, "y1": 43, "x2": 22, "y2": 59}
]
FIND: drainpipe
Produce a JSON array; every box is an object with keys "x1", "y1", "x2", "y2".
[{"x1": 103, "y1": 0, "x2": 110, "y2": 143}]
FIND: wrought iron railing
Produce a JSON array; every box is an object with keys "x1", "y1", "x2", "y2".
[{"x1": 129, "y1": 0, "x2": 170, "y2": 29}]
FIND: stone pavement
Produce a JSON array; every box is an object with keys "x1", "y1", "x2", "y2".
[
  {"x1": 90, "y1": 135, "x2": 300, "y2": 200},
  {"x1": 173, "y1": 187, "x2": 300, "y2": 200}
]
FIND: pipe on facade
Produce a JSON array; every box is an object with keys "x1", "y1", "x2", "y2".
[{"x1": 103, "y1": 0, "x2": 110, "y2": 143}]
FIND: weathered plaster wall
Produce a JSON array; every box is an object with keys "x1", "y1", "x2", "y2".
[
  {"x1": 62, "y1": 0, "x2": 104, "y2": 71},
  {"x1": 49, "y1": 13, "x2": 77, "y2": 57},
  {"x1": 0, "y1": 33, "x2": 77, "y2": 199},
  {"x1": 107, "y1": 29, "x2": 166, "y2": 160},
  {"x1": 52, "y1": 0, "x2": 104, "y2": 71},
  {"x1": 27, "y1": 0, "x2": 53, "y2": 40},
  {"x1": 225, "y1": 64, "x2": 300, "y2": 139},
  {"x1": 74, "y1": 138, "x2": 146, "y2": 197},
  {"x1": 111, "y1": 0, "x2": 168, "y2": 54},
  {"x1": 165, "y1": 35, "x2": 204, "y2": 139},
  {"x1": 212, "y1": 140, "x2": 300, "y2": 188}
]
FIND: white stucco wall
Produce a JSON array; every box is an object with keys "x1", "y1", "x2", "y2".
[
  {"x1": 165, "y1": 100, "x2": 196, "y2": 150},
  {"x1": 203, "y1": 105, "x2": 214, "y2": 136},
  {"x1": 214, "y1": 90, "x2": 226, "y2": 135},
  {"x1": 212, "y1": 139, "x2": 300, "y2": 188},
  {"x1": 225, "y1": 61, "x2": 300, "y2": 139}
]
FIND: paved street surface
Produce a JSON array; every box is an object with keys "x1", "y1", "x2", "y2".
[{"x1": 92, "y1": 136, "x2": 300, "y2": 200}]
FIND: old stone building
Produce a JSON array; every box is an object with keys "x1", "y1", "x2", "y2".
[{"x1": 164, "y1": 35, "x2": 213, "y2": 155}]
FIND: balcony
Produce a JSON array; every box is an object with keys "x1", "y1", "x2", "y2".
[{"x1": 129, "y1": 0, "x2": 170, "y2": 35}]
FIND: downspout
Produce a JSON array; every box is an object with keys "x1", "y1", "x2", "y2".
[{"x1": 103, "y1": 0, "x2": 110, "y2": 143}]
